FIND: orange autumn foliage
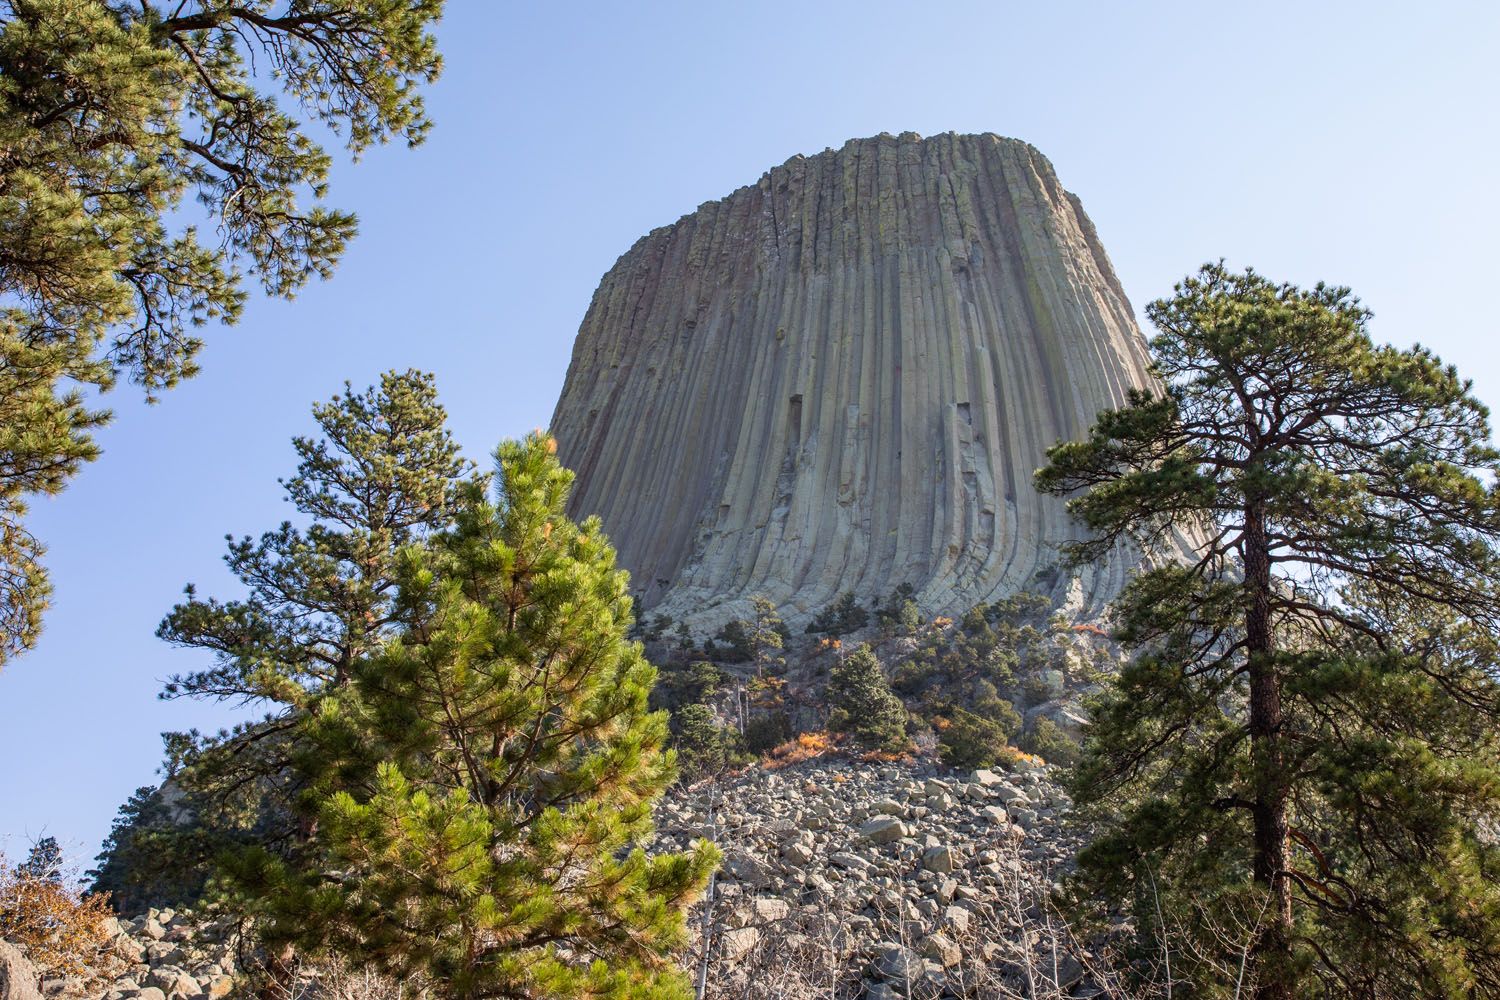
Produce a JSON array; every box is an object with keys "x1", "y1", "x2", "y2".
[
  {"x1": 762, "y1": 731, "x2": 833, "y2": 769},
  {"x1": 0, "y1": 856, "x2": 120, "y2": 985}
]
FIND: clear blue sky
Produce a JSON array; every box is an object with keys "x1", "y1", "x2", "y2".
[{"x1": 3, "y1": 1, "x2": 1498, "y2": 866}]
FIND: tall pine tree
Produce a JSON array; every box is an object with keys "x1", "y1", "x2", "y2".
[
  {"x1": 91, "y1": 371, "x2": 475, "y2": 906},
  {"x1": 0, "y1": 0, "x2": 444, "y2": 664},
  {"x1": 1037, "y1": 263, "x2": 1500, "y2": 999},
  {"x1": 827, "y1": 645, "x2": 908, "y2": 753},
  {"x1": 231, "y1": 433, "x2": 717, "y2": 1000}
]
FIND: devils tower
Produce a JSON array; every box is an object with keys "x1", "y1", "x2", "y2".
[{"x1": 550, "y1": 132, "x2": 1155, "y2": 630}]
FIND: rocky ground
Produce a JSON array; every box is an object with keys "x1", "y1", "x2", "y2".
[
  {"x1": 3, "y1": 752, "x2": 1110, "y2": 1000},
  {"x1": 653, "y1": 752, "x2": 1113, "y2": 999},
  {"x1": 94, "y1": 912, "x2": 238, "y2": 1000},
  {"x1": 0, "y1": 908, "x2": 240, "y2": 1000}
]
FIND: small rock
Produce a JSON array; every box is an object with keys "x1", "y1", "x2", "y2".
[
  {"x1": 782, "y1": 842, "x2": 813, "y2": 866},
  {"x1": 920, "y1": 932, "x2": 961, "y2": 968},
  {"x1": 147, "y1": 969, "x2": 198, "y2": 999},
  {"x1": 720, "y1": 926, "x2": 761, "y2": 963},
  {"x1": 752, "y1": 897, "x2": 791, "y2": 923},
  {"x1": 920, "y1": 845, "x2": 956, "y2": 873},
  {"x1": 1056, "y1": 954, "x2": 1086, "y2": 989},
  {"x1": 871, "y1": 942, "x2": 921, "y2": 982},
  {"x1": 113, "y1": 937, "x2": 147, "y2": 964},
  {"x1": 858, "y1": 816, "x2": 908, "y2": 845},
  {"x1": 941, "y1": 905, "x2": 971, "y2": 934},
  {"x1": 992, "y1": 783, "x2": 1030, "y2": 804},
  {"x1": 722, "y1": 851, "x2": 774, "y2": 888},
  {"x1": 979, "y1": 805, "x2": 1009, "y2": 825},
  {"x1": 803, "y1": 873, "x2": 836, "y2": 902}
]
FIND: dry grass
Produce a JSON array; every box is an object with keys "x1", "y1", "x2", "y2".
[
  {"x1": 248, "y1": 952, "x2": 424, "y2": 1000},
  {"x1": 685, "y1": 830, "x2": 1178, "y2": 1000},
  {"x1": 762, "y1": 732, "x2": 835, "y2": 770}
]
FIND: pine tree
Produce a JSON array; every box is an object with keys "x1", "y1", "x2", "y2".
[
  {"x1": 805, "y1": 592, "x2": 868, "y2": 636},
  {"x1": 1036, "y1": 263, "x2": 1500, "y2": 999},
  {"x1": 671, "y1": 704, "x2": 743, "y2": 783},
  {"x1": 161, "y1": 370, "x2": 473, "y2": 706},
  {"x1": 1014, "y1": 716, "x2": 1080, "y2": 769},
  {"x1": 90, "y1": 786, "x2": 211, "y2": 913},
  {"x1": 876, "y1": 584, "x2": 922, "y2": 636},
  {"x1": 91, "y1": 372, "x2": 475, "y2": 905},
  {"x1": 936, "y1": 707, "x2": 1011, "y2": 770},
  {"x1": 0, "y1": 1, "x2": 444, "y2": 665},
  {"x1": 16, "y1": 837, "x2": 62, "y2": 882},
  {"x1": 746, "y1": 595, "x2": 788, "y2": 675},
  {"x1": 231, "y1": 433, "x2": 717, "y2": 1000},
  {"x1": 826, "y1": 645, "x2": 907, "y2": 753},
  {"x1": 653, "y1": 661, "x2": 724, "y2": 711}
]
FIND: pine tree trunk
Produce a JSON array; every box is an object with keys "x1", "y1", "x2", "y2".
[
  {"x1": 1244, "y1": 498, "x2": 1293, "y2": 1000},
  {"x1": 257, "y1": 942, "x2": 296, "y2": 1000}
]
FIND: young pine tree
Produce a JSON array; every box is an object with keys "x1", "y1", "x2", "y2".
[
  {"x1": 671, "y1": 704, "x2": 744, "y2": 783},
  {"x1": 826, "y1": 645, "x2": 908, "y2": 753},
  {"x1": 1037, "y1": 263, "x2": 1500, "y2": 999},
  {"x1": 233, "y1": 433, "x2": 717, "y2": 1000},
  {"x1": 935, "y1": 706, "x2": 1011, "y2": 771},
  {"x1": 93, "y1": 372, "x2": 476, "y2": 905}
]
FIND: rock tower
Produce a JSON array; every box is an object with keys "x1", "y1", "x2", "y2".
[{"x1": 550, "y1": 132, "x2": 1156, "y2": 629}]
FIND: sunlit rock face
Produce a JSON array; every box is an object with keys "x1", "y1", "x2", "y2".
[{"x1": 550, "y1": 132, "x2": 1157, "y2": 630}]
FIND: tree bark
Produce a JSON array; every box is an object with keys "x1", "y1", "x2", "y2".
[
  {"x1": 256, "y1": 941, "x2": 296, "y2": 1000},
  {"x1": 1244, "y1": 496, "x2": 1294, "y2": 1000}
]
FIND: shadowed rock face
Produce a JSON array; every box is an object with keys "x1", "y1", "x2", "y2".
[{"x1": 550, "y1": 132, "x2": 1155, "y2": 629}]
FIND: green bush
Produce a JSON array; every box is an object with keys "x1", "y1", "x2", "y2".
[
  {"x1": 743, "y1": 712, "x2": 792, "y2": 754},
  {"x1": 891, "y1": 659, "x2": 935, "y2": 696},
  {"x1": 805, "y1": 592, "x2": 869, "y2": 636},
  {"x1": 876, "y1": 584, "x2": 922, "y2": 636},
  {"x1": 1016, "y1": 715, "x2": 1080, "y2": 768},
  {"x1": 938, "y1": 707, "x2": 1010, "y2": 770},
  {"x1": 971, "y1": 684, "x2": 1022, "y2": 737},
  {"x1": 712, "y1": 619, "x2": 753, "y2": 662},
  {"x1": 652, "y1": 660, "x2": 726, "y2": 711},
  {"x1": 826, "y1": 646, "x2": 908, "y2": 752}
]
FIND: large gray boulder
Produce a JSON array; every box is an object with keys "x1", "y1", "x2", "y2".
[{"x1": 0, "y1": 942, "x2": 41, "y2": 1000}]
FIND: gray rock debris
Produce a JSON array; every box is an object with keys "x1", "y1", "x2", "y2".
[
  {"x1": 3, "y1": 906, "x2": 244, "y2": 1000},
  {"x1": 41, "y1": 752, "x2": 1090, "y2": 998},
  {"x1": 652, "y1": 752, "x2": 1094, "y2": 994}
]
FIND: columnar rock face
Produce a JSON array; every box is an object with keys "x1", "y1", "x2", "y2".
[{"x1": 551, "y1": 132, "x2": 1155, "y2": 629}]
